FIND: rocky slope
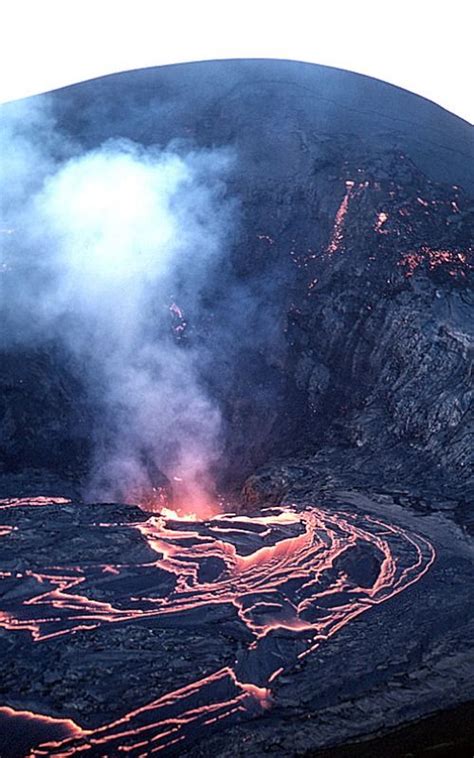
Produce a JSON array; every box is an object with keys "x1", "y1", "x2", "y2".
[{"x1": 1, "y1": 60, "x2": 472, "y2": 503}]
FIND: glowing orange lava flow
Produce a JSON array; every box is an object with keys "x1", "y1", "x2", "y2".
[
  {"x1": 0, "y1": 496, "x2": 71, "y2": 510},
  {"x1": 0, "y1": 499, "x2": 435, "y2": 756},
  {"x1": 326, "y1": 180, "x2": 357, "y2": 254}
]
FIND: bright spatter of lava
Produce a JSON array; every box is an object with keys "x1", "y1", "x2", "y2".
[
  {"x1": 0, "y1": 496, "x2": 435, "y2": 756},
  {"x1": 136, "y1": 486, "x2": 220, "y2": 521}
]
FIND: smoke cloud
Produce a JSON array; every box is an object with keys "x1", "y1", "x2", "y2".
[{"x1": 0, "y1": 98, "x2": 237, "y2": 517}]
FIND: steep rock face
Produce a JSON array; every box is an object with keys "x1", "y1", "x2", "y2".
[
  {"x1": 0, "y1": 60, "x2": 472, "y2": 498},
  {"x1": 0, "y1": 348, "x2": 91, "y2": 479},
  {"x1": 271, "y1": 147, "x2": 473, "y2": 497}
]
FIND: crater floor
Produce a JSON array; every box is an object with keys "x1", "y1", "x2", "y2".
[{"x1": 0, "y1": 481, "x2": 471, "y2": 756}]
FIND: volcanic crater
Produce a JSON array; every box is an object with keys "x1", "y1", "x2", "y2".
[{"x1": 0, "y1": 60, "x2": 473, "y2": 757}]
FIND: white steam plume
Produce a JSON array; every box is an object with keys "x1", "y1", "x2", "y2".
[{"x1": 0, "y1": 100, "x2": 236, "y2": 517}]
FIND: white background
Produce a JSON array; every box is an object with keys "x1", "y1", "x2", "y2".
[{"x1": 1, "y1": 0, "x2": 473, "y2": 123}]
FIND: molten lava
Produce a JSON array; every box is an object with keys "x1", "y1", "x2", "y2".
[
  {"x1": 398, "y1": 246, "x2": 472, "y2": 279},
  {"x1": 0, "y1": 497, "x2": 435, "y2": 755},
  {"x1": 326, "y1": 180, "x2": 355, "y2": 254},
  {"x1": 138, "y1": 486, "x2": 218, "y2": 521}
]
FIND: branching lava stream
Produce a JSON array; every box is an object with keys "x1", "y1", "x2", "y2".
[{"x1": 0, "y1": 497, "x2": 435, "y2": 756}]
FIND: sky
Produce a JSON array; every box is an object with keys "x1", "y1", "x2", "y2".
[{"x1": 1, "y1": 0, "x2": 473, "y2": 123}]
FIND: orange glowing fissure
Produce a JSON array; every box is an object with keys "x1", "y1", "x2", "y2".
[
  {"x1": 0, "y1": 496, "x2": 435, "y2": 755},
  {"x1": 326, "y1": 181, "x2": 355, "y2": 254},
  {"x1": 398, "y1": 246, "x2": 472, "y2": 278},
  {"x1": 326, "y1": 180, "x2": 371, "y2": 254}
]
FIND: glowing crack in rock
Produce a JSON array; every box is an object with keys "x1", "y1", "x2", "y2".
[
  {"x1": 0, "y1": 496, "x2": 71, "y2": 510},
  {"x1": 0, "y1": 499, "x2": 435, "y2": 755},
  {"x1": 398, "y1": 246, "x2": 472, "y2": 278},
  {"x1": 0, "y1": 707, "x2": 87, "y2": 754},
  {"x1": 326, "y1": 181, "x2": 354, "y2": 254},
  {"x1": 326, "y1": 180, "x2": 369, "y2": 254}
]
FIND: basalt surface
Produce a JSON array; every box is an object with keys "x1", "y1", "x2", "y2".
[
  {"x1": 0, "y1": 487, "x2": 472, "y2": 756},
  {"x1": 0, "y1": 60, "x2": 473, "y2": 755}
]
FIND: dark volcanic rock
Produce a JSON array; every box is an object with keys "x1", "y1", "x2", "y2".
[{"x1": 0, "y1": 60, "x2": 472, "y2": 500}]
